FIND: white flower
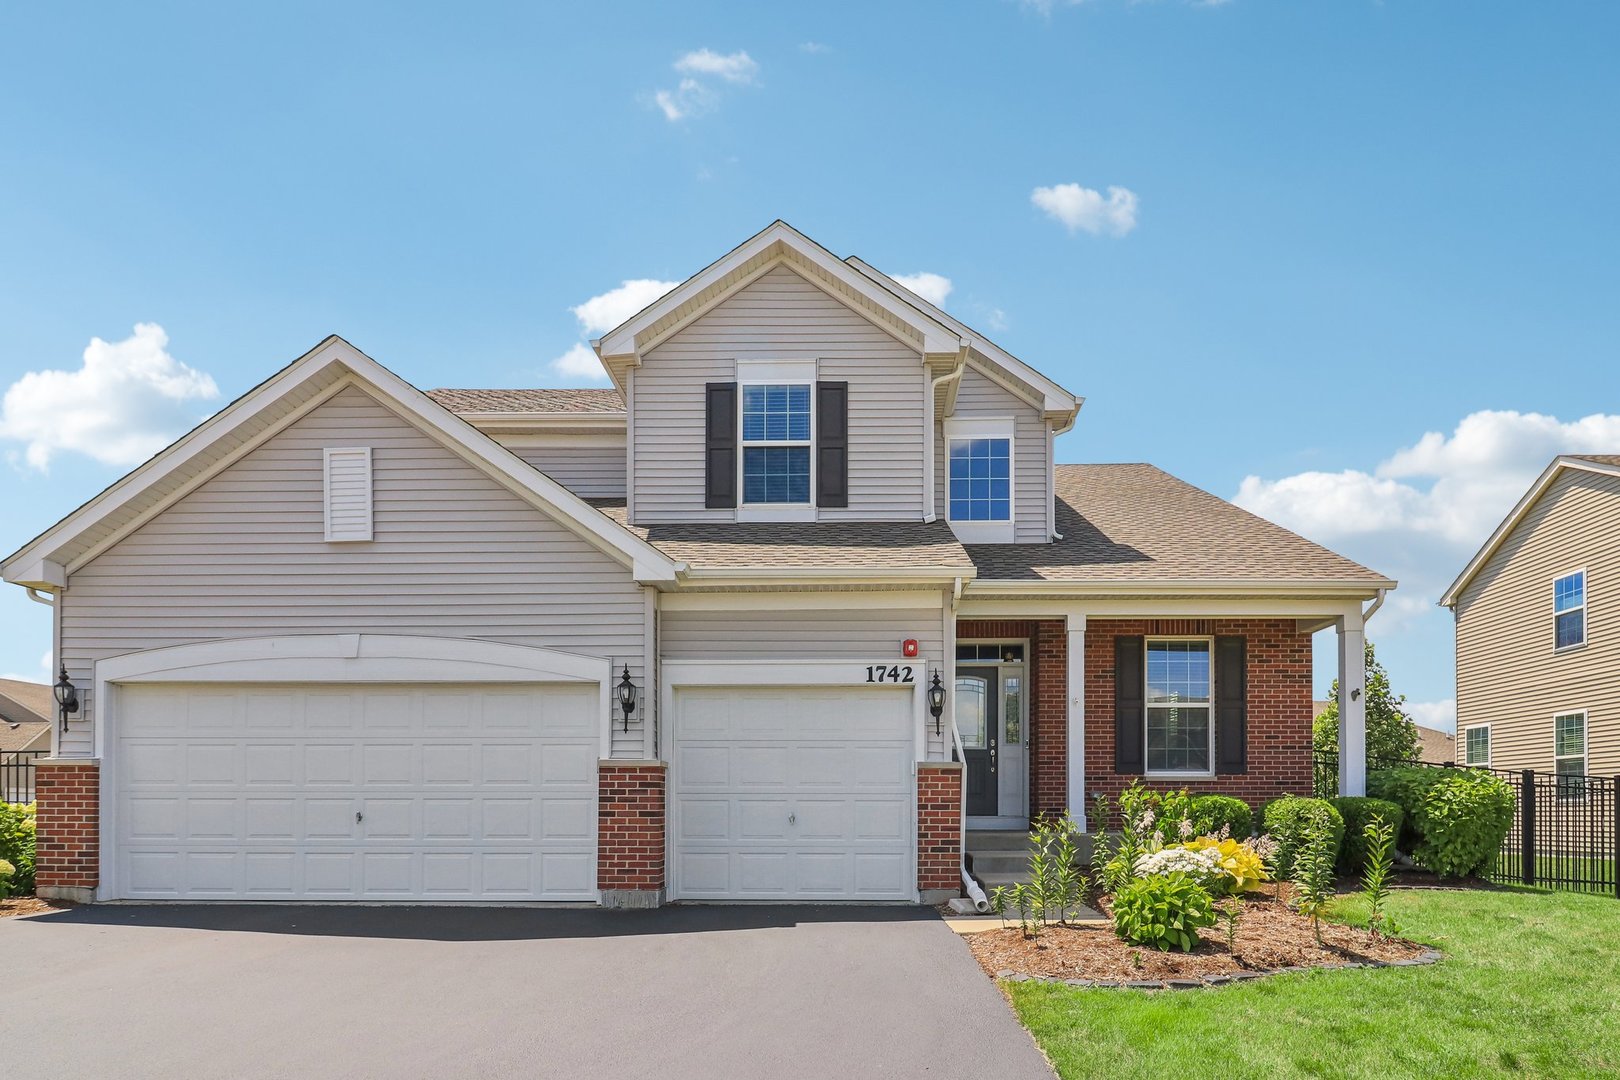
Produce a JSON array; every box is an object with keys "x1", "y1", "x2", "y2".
[
  {"x1": 1134, "y1": 846, "x2": 1220, "y2": 880},
  {"x1": 1178, "y1": 818, "x2": 1195, "y2": 839}
]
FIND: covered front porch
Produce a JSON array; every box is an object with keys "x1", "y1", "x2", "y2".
[{"x1": 946, "y1": 597, "x2": 1379, "y2": 838}]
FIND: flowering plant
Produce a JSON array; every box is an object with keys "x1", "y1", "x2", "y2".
[
  {"x1": 1134, "y1": 845, "x2": 1220, "y2": 881},
  {"x1": 1183, "y1": 836, "x2": 1271, "y2": 893}
]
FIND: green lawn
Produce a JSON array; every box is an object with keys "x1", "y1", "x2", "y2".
[{"x1": 1008, "y1": 887, "x2": 1620, "y2": 1079}]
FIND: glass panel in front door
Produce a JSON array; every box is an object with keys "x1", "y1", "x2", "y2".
[
  {"x1": 956, "y1": 676, "x2": 987, "y2": 749},
  {"x1": 1004, "y1": 675, "x2": 1021, "y2": 744}
]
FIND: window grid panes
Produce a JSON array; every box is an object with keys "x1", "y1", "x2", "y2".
[
  {"x1": 955, "y1": 643, "x2": 1024, "y2": 662},
  {"x1": 1145, "y1": 639, "x2": 1212, "y2": 774},
  {"x1": 1464, "y1": 726, "x2": 1490, "y2": 766},
  {"x1": 1554, "y1": 712, "x2": 1586, "y2": 798},
  {"x1": 948, "y1": 438, "x2": 1011, "y2": 522},
  {"x1": 1554, "y1": 571, "x2": 1585, "y2": 649},
  {"x1": 741, "y1": 383, "x2": 811, "y2": 504}
]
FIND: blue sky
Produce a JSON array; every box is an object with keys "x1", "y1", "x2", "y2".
[{"x1": 3, "y1": 1, "x2": 1618, "y2": 729}]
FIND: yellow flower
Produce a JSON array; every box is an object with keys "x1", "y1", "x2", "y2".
[{"x1": 1183, "y1": 836, "x2": 1270, "y2": 893}]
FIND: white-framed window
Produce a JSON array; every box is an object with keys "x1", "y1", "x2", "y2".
[
  {"x1": 736, "y1": 360, "x2": 816, "y2": 521},
  {"x1": 1145, "y1": 637, "x2": 1214, "y2": 776},
  {"x1": 322, "y1": 446, "x2": 373, "y2": 542},
  {"x1": 1554, "y1": 569, "x2": 1586, "y2": 650},
  {"x1": 944, "y1": 417, "x2": 1015, "y2": 543},
  {"x1": 1463, "y1": 724, "x2": 1491, "y2": 767},
  {"x1": 1554, "y1": 711, "x2": 1587, "y2": 798}
]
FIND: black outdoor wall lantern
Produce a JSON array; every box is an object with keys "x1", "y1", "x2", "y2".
[
  {"x1": 616, "y1": 664, "x2": 639, "y2": 732},
  {"x1": 927, "y1": 671, "x2": 946, "y2": 736},
  {"x1": 54, "y1": 664, "x2": 80, "y2": 733}
]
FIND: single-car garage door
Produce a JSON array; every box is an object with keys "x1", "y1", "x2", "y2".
[
  {"x1": 670, "y1": 686, "x2": 915, "y2": 901},
  {"x1": 113, "y1": 683, "x2": 597, "y2": 901}
]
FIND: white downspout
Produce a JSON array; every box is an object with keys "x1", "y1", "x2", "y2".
[
  {"x1": 923, "y1": 352, "x2": 968, "y2": 523},
  {"x1": 1363, "y1": 587, "x2": 1388, "y2": 623},
  {"x1": 944, "y1": 576, "x2": 989, "y2": 911}
]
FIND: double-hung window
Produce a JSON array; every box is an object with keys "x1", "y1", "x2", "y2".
[
  {"x1": 1463, "y1": 725, "x2": 1491, "y2": 767},
  {"x1": 1145, "y1": 638, "x2": 1213, "y2": 775},
  {"x1": 1554, "y1": 711, "x2": 1587, "y2": 798},
  {"x1": 944, "y1": 418, "x2": 1014, "y2": 543},
  {"x1": 1554, "y1": 570, "x2": 1585, "y2": 650},
  {"x1": 741, "y1": 382, "x2": 811, "y2": 506}
]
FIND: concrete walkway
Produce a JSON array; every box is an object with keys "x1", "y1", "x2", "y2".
[{"x1": 0, "y1": 904, "x2": 1054, "y2": 1079}]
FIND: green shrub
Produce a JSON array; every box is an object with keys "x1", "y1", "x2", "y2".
[
  {"x1": 1262, "y1": 796, "x2": 1344, "y2": 878},
  {"x1": 1370, "y1": 766, "x2": 1516, "y2": 877},
  {"x1": 1330, "y1": 797, "x2": 1405, "y2": 874},
  {"x1": 1367, "y1": 767, "x2": 1440, "y2": 851},
  {"x1": 0, "y1": 802, "x2": 35, "y2": 896},
  {"x1": 1188, "y1": 794, "x2": 1253, "y2": 839},
  {"x1": 1111, "y1": 871, "x2": 1218, "y2": 952}
]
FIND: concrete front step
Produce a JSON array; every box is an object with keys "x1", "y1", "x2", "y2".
[{"x1": 965, "y1": 830, "x2": 1032, "y2": 851}]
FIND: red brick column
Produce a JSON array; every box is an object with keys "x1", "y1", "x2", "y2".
[
  {"x1": 1084, "y1": 619, "x2": 1314, "y2": 821},
  {"x1": 917, "y1": 761, "x2": 963, "y2": 900},
  {"x1": 34, "y1": 759, "x2": 100, "y2": 903},
  {"x1": 1031, "y1": 623, "x2": 1068, "y2": 821},
  {"x1": 597, "y1": 761, "x2": 666, "y2": 908}
]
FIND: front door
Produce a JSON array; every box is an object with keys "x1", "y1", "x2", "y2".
[{"x1": 957, "y1": 666, "x2": 999, "y2": 816}]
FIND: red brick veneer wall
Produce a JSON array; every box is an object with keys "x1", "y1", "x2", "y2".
[
  {"x1": 34, "y1": 759, "x2": 100, "y2": 895},
  {"x1": 1084, "y1": 619, "x2": 1314, "y2": 822},
  {"x1": 597, "y1": 762, "x2": 666, "y2": 893},
  {"x1": 916, "y1": 762, "x2": 963, "y2": 893}
]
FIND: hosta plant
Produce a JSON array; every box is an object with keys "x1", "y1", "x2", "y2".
[
  {"x1": 1183, "y1": 836, "x2": 1271, "y2": 893},
  {"x1": 1111, "y1": 871, "x2": 1218, "y2": 952}
]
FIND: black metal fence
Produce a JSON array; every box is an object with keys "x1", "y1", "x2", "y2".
[
  {"x1": 1, "y1": 750, "x2": 46, "y2": 804},
  {"x1": 1313, "y1": 749, "x2": 1619, "y2": 897}
]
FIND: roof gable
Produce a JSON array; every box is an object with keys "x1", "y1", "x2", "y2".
[
  {"x1": 3, "y1": 336, "x2": 682, "y2": 588},
  {"x1": 1441, "y1": 454, "x2": 1620, "y2": 606}
]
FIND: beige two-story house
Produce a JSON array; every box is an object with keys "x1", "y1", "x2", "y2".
[
  {"x1": 1443, "y1": 454, "x2": 1620, "y2": 781},
  {"x1": 5, "y1": 222, "x2": 1393, "y2": 907}
]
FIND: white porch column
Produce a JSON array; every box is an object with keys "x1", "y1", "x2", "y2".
[
  {"x1": 1066, "y1": 613, "x2": 1086, "y2": 827},
  {"x1": 1337, "y1": 610, "x2": 1367, "y2": 797}
]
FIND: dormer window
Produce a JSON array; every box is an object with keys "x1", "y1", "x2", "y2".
[{"x1": 944, "y1": 417, "x2": 1015, "y2": 543}]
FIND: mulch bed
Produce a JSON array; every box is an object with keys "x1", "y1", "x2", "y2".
[
  {"x1": 0, "y1": 896, "x2": 70, "y2": 919},
  {"x1": 968, "y1": 885, "x2": 1429, "y2": 983}
]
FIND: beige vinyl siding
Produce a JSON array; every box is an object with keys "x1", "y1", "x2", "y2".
[
  {"x1": 509, "y1": 442, "x2": 627, "y2": 500},
  {"x1": 660, "y1": 603, "x2": 949, "y2": 758},
  {"x1": 631, "y1": 264, "x2": 926, "y2": 522},
  {"x1": 61, "y1": 385, "x2": 651, "y2": 759},
  {"x1": 936, "y1": 365, "x2": 1050, "y2": 543},
  {"x1": 1454, "y1": 468, "x2": 1620, "y2": 777}
]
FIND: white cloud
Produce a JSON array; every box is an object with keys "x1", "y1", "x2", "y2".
[
  {"x1": 890, "y1": 272, "x2": 953, "y2": 308},
  {"x1": 799, "y1": 41, "x2": 830, "y2": 54},
  {"x1": 1408, "y1": 699, "x2": 1457, "y2": 734},
  {"x1": 674, "y1": 49, "x2": 759, "y2": 85},
  {"x1": 1235, "y1": 409, "x2": 1620, "y2": 634},
  {"x1": 548, "y1": 343, "x2": 610, "y2": 384},
  {"x1": 0, "y1": 323, "x2": 219, "y2": 471},
  {"x1": 1031, "y1": 183, "x2": 1139, "y2": 236},
  {"x1": 570, "y1": 279, "x2": 681, "y2": 336},
  {"x1": 652, "y1": 50, "x2": 759, "y2": 121}
]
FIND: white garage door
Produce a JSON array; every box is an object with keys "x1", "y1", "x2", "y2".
[
  {"x1": 113, "y1": 683, "x2": 598, "y2": 901},
  {"x1": 671, "y1": 686, "x2": 915, "y2": 901}
]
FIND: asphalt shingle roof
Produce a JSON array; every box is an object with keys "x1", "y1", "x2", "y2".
[
  {"x1": 1567, "y1": 454, "x2": 1620, "y2": 467},
  {"x1": 965, "y1": 464, "x2": 1391, "y2": 585},
  {"x1": 427, "y1": 388, "x2": 624, "y2": 414}
]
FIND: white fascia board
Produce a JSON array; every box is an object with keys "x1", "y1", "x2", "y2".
[
  {"x1": 2, "y1": 336, "x2": 683, "y2": 588},
  {"x1": 3, "y1": 557, "x2": 65, "y2": 590},
  {"x1": 964, "y1": 578, "x2": 1395, "y2": 599},
  {"x1": 960, "y1": 596, "x2": 1369, "y2": 620},
  {"x1": 1439, "y1": 456, "x2": 1620, "y2": 607},
  {"x1": 455, "y1": 412, "x2": 626, "y2": 433},
  {"x1": 844, "y1": 256, "x2": 1080, "y2": 418},
  {"x1": 596, "y1": 221, "x2": 963, "y2": 360},
  {"x1": 676, "y1": 566, "x2": 977, "y2": 588}
]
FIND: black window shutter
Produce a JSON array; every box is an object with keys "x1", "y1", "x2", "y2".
[
  {"x1": 1114, "y1": 635, "x2": 1145, "y2": 774},
  {"x1": 1215, "y1": 635, "x2": 1248, "y2": 775},
  {"x1": 704, "y1": 382, "x2": 737, "y2": 509},
  {"x1": 816, "y1": 380, "x2": 849, "y2": 508}
]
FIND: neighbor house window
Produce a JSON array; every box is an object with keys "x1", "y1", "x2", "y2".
[
  {"x1": 1145, "y1": 638, "x2": 1213, "y2": 774},
  {"x1": 1554, "y1": 711, "x2": 1587, "y2": 798},
  {"x1": 1554, "y1": 570, "x2": 1585, "y2": 650},
  {"x1": 1463, "y1": 725, "x2": 1491, "y2": 767},
  {"x1": 741, "y1": 383, "x2": 811, "y2": 504},
  {"x1": 944, "y1": 418, "x2": 1015, "y2": 543}
]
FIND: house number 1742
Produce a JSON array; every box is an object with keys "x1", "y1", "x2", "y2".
[{"x1": 865, "y1": 665, "x2": 915, "y2": 684}]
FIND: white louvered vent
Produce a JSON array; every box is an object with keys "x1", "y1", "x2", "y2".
[{"x1": 323, "y1": 447, "x2": 373, "y2": 542}]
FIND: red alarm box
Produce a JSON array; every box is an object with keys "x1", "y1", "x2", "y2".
[{"x1": 901, "y1": 639, "x2": 919, "y2": 658}]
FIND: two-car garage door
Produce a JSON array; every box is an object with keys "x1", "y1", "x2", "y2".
[
  {"x1": 113, "y1": 683, "x2": 597, "y2": 901},
  {"x1": 670, "y1": 686, "x2": 915, "y2": 901}
]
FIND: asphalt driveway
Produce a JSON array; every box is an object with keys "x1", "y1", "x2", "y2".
[{"x1": 0, "y1": 904, "x2": 1053, "y2": 1079}]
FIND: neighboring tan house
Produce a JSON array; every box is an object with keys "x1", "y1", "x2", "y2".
[
  {"x1": 3, "y1": 222, "x2": 1393, "y2": 906},
  {"x1": 1416, "y1": 725, "x2": 1454, "y2": 765},
  {"x1": 0, "y1": 677, "x2": 53, "y2": 755},
  {"x1": 1442, "y1": 454, "x2": 1620, "y2": 780}
]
